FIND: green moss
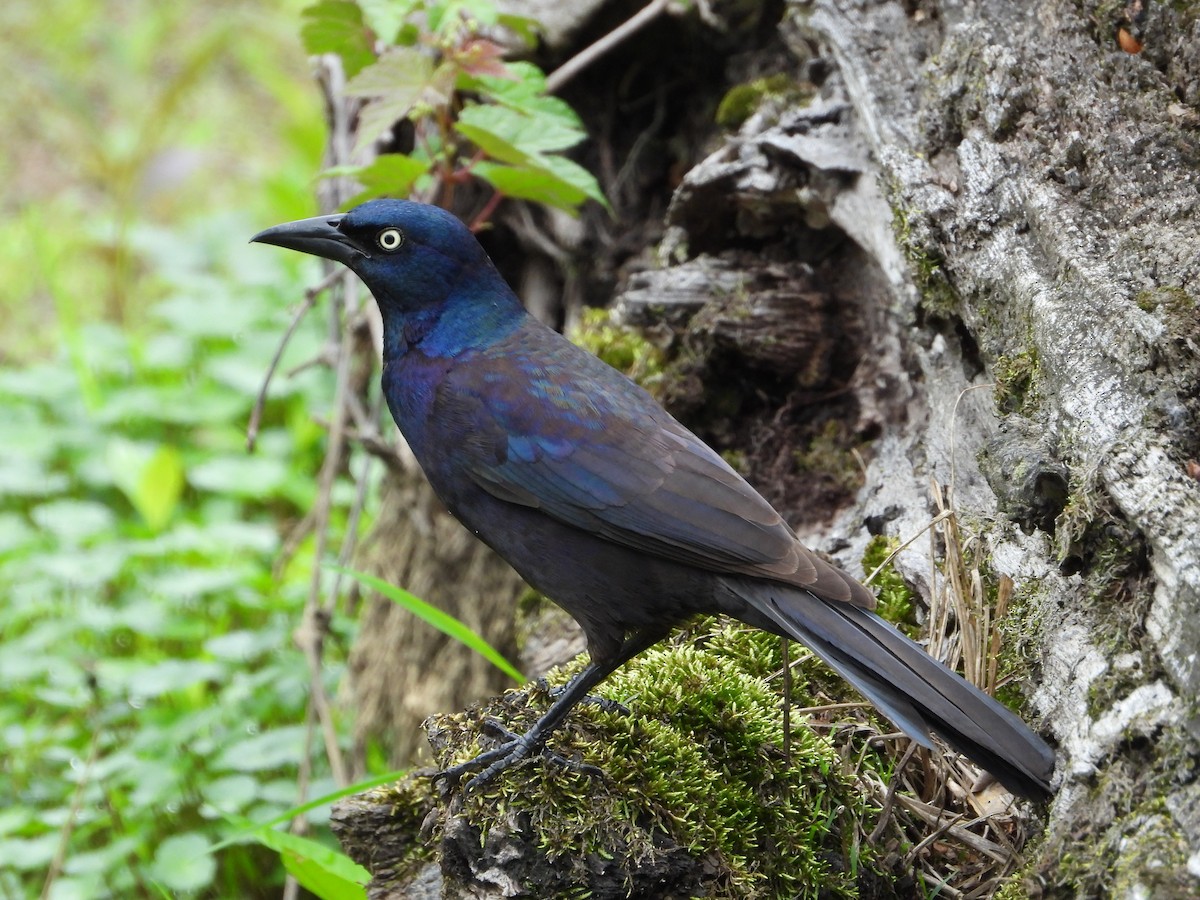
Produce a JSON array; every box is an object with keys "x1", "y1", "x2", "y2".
[
  {"x1": 715, "y1": 74, "x2": 813, "y2": 129},
  {"x1": 367, "y1": 777, "x2": 440, "y2": 881},
  {"x1": 419, "y1": 620, "x2": 893, "y2": 897},
  {"x1": 569, "y1": 307, "x2": 664, "y2": 389},
  {"x1": 994, "y1": 578, "x2": 1048, "y2": 713},
  {"x1": 1110, "y1": 802, "x2": 1192, "y2": 897},
  {"x1": 861, "y1": 536, "x2": 918, "y2": 636},
  {"x1": 889, "y1": 202, "x2": 959, "y2": 317},
  {"x1": 993, "y1": 349, "x2": 1041, "y2": 415},
  {"x1": 721, "y1": 448, "x2": 750, "y2": 475},
  {"x1": 793, "y1": 421, "x2": 866, "y2": 494},
  {"x1": 1134, "y1": 285, "x2": 1195, "y2": 316},
  {"x1": 992, "y1": 825, "x2": 1048, "y2": 900},
  {"x1": 1054, "y1": 476, "x2": 1150, "y2": 644},
  {"x1": 1054, "y1": 794, "x2": 1194, "y2": 898},
  {"x1": 1084, "y1": 661, "x2": 1145, "y2": 720}
]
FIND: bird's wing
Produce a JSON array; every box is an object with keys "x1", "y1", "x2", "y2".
[{"x1": 442, "y1": 338, "x2": 874, "y2": 608}]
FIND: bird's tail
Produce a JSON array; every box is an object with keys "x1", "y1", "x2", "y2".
[{"x1": 725, "y1": 579, "x2": 1055, "y2": 798}]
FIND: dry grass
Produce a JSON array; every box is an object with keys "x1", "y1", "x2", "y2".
[{"x1": 797, "y1": 479, "x2": 1040, "y2": 898}]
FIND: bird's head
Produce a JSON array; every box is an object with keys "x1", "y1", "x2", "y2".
[{"x1": 251, "y1": 199, "x2": 503, "y2": 316}]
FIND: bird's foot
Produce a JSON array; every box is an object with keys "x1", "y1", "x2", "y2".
[{"x1": 435, "y1": 717, "x2": 604, "y2": 795}]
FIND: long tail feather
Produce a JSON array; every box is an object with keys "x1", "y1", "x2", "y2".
[{"x1": 727, "y1": 580, "x2": 1055, "y2": 798}]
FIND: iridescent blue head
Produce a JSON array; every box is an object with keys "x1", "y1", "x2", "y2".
[{"x1": 252, "y1": 199, "x2": 523, "y2": 356}]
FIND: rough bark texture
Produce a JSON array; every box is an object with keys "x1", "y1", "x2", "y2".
[
  {"x1": 802, "y1": 1, "x2": 1200, "y2": 895},
  {"x1": 337, "y1": 0, "x2": 1200, "y2": 895}
]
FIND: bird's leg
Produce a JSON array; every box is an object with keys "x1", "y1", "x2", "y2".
[
  {"x1": 557, "y1": 692, "x2": 630, "y2": 716},
  {"x1": 437, "y1": 627, "x2": 668, "y2": 793},
  {"x1": 437, "y1": 661, "x2": 609, "y2": 793},
  {"x1": 474, "y1": 715, "x2": 607, "y2": 780}
]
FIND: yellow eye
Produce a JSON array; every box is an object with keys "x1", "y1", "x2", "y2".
[{"x1": 377, "y1": 228, "x2": 403, "y2": 251}]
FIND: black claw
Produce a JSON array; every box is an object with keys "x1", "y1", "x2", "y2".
[
  {"x1": 547, "y1": 688, "x2": 629, "y2": 716},
  {"x1": 434, "y1": 720, "x2": 606, "y2": 793},
  {"x1": 543, "y1": 750, "x2": 605, "y2": 779}
]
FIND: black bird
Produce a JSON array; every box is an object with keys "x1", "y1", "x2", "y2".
[{"x1": 252, "y1": 199, "x2": 1056, "y2": 798}]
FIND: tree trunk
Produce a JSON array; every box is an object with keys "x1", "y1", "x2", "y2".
[
  {"x1": 336, "y1": 0, "x2": 1200, "y2": 895},
  {"x1": 803, "y1": 1, "x2": 1200, "y2": 894}
]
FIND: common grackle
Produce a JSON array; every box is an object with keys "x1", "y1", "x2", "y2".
[{"x1": 252, "y1": 200, "x2": 1056, "y2": 798}]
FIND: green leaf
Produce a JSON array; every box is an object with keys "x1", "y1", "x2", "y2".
[
  {"x1": 427, "y1": 0, "x2": 499, "y2": 35},
  {"x1": 496, "y1": 12, "x2": 541, "y2": 47},
  {"x1": 0, "y1": 512, "x2": 36, "y2": 555},
  {"x1": 324, "y1": 154, "x2": 431, "y2": 206},
  {"x1": 30, "y1": 499, "x2": 115, "y2": 544},
  {"x1": 455, "y1": 102, "x2": 584, "y2": 159},
  {"x1": 149, "y1": 833, "x2": 216, "y2": 893},
  {"x1": 208, "y1": 770, "x2": 407, "y2": 854},
  {"x1": 537, "y1": 153, "x2": 610, "y2": 210},
  {"x1": 474, "y1": 159, "x2": 605, "y2": 214},
  {"x1": 301, "y1": 0, "x2": 376, "y2": 79},
  {"x1": 332, "y1": 566, "x2": 524, "y2": 683},
  {"x1": 0, "y1": 834, "x2": 58, "y2": 872},
  {"x1": 344, "y1": 48, "x2": 440, "y2": 153},
  {"x1": 0, "y1": 458, "x2": 69, "y2": 497},
  {"x1": 189, "y1": 454, "x2": 290, "y2": 499},
  {"x1": 343, "y1": 46, "x2": 432, "y2": 97},
  {"x1": 29, "y1": 545, "x2": 125, "y2": 589},
  {"x1": 282, "y1": 851, "x2": 367, "y2": 900},
  {"x1": 214, "y1": 724, "x2": 308, "y2": 772},
  {"x1": 202, "y1": 774, "x2": 261, "y2": 815},
  {"x1": 471, "y1": 62, "x2": 581, "y2": 127},
  {"x1": 106, "y1": 439, "x2": 185, "y2": 531},
  {"x1": 253, "y1": 829, "x2": 368, "y2": 900},
  {"x1": 358, "y1": 0, "x2": 421, "y2": 44},
  {"x1": 96, "y1": 658, "x2": 226, "y2": 698}
]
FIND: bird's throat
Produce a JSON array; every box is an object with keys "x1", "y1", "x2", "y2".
[{"x1": 380, "y1": 286, "x2": 524, "y2": 362}]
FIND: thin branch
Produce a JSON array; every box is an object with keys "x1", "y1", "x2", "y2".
[
  {"x1": 469, "y1": 190, "x2": 506, "y2": 232},
  {"x1": 41, "y1": 716, "x2": 104, "y2": 900},
  {"x1": 297, "y1": 293, "x2": 356, "y2": 790},
  {"x1": 545, "y1": 0, "x2": 675, "y2": 94},
  {"x1": 246, "y1": 267, "x2": 341, "y2": 452}
]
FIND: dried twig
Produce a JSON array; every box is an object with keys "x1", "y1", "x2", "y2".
[
  {"x1": 246, "y1": 267, "x2": 343, "y2": 452},
  {"x1": 545, "y1": 0, "x2": 676, "y2": 94}
]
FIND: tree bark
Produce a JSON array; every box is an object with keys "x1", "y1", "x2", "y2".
[
  {"x1": 801, "y1": 1, "x2": 1200, "y2": 894},
  {"x1": 336, "y1": 0, "x2": 1200, "y2": 895}
]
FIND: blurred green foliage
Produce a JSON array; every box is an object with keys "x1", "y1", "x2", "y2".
[
  {"x1": 304, "y1": 0, "x2": 606, "y2": 215},
  {"x1": 0, "y1": 0, "x2": 609, "y2": 894},
  {"x1": 0, "y1": 219, "x2": 367, "y2": 898},
  {"x1": 0, "y1": 0, "x2": 324, "y2": 362},
  {"x1": 0, "y1": 0, "x2": 369, "y2": 897}
]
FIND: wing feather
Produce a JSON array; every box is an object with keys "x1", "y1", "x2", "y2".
[{"x1": 442, "y1": 332, "x2": 874, "y2": 608}]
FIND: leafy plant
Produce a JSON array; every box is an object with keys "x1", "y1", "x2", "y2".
[
  {"x1": 0, "y1": 0, "x2": 324, "y2": 362},
  {"x1": 334, "y1": 566, "x2": 524, "y2": 683},
  {"x1": 0, "y1": 215, "x2": 357, "y2": 899},
  {"x1": 0, "y1": 0, "x2": 613, "y2": 896},
  {"x1": 302, "y1": 0, "x2": 607, "y2": 218}
]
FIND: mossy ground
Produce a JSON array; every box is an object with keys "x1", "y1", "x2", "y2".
[
  {"x1": 715, "y1": 73, "x2": 815, "y2": 130},
  {"x1": 992, "y1": 349, "x2": 1041, "y2": 415},
  {"x1": 793, "y1": 420, "x2": 868, "y2": 496},
  {"x1": 368, "y1": 610, "x2": 1047, "y2": 898},
  {"x1": 569, "y1": 307, "x2": 665, "y2": 391},
  {"x1": 381, "y1": 620, "x2": 900, "y2": 898},
  {"x1": 888, "y1": 199, "x2": 960, "y2": 319},
  {"x1": 861, "y1": 535, "x2": 918, "y2": 637}
]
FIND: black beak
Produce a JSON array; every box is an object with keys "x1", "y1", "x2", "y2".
[{"x1": 250, "y1": 214, "x2": 368, "y2": 267}]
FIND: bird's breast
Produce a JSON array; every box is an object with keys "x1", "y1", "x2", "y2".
[{"x1": 380, "y1": 356, "x2": 447, "y2": 449}]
